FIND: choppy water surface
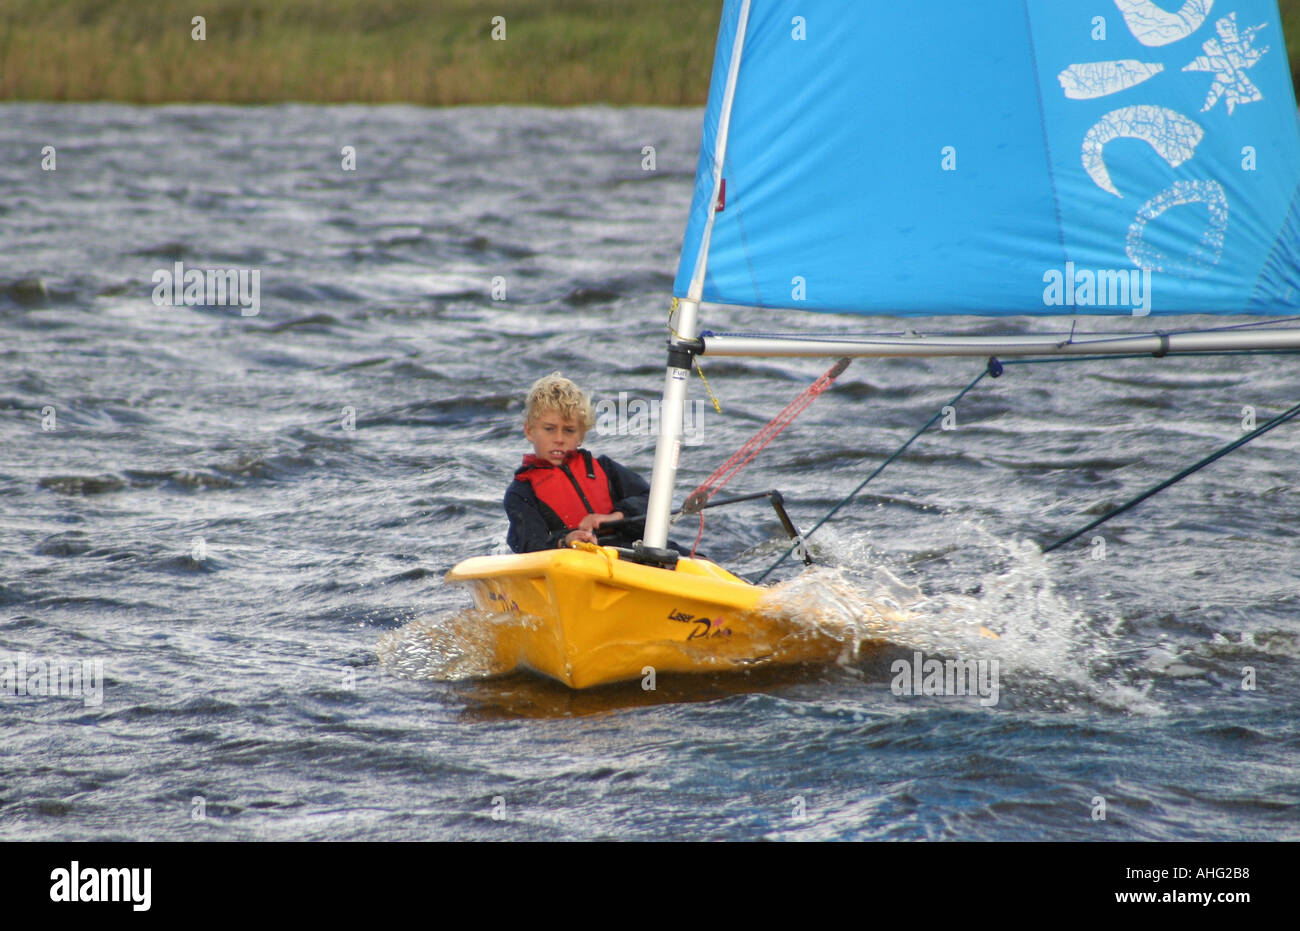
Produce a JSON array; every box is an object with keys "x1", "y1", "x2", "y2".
[{"x1": 2, "y1": 104, "x2": 1298, "y2": 841}]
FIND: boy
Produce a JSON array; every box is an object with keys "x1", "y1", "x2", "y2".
[{"x1": 505, "y1": 373, "x2": 652, "y2": 553}]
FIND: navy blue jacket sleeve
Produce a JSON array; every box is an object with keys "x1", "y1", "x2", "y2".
[{"x1": 504, "y1": 480, "x2": 570, "y2": 554}]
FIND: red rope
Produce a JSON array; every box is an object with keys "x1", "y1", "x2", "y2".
[
  {"x1": 685, "y1": 358, "x2": 850, "y2": 555},
  {"x1": 691, "y1": 511, "x2": 706, "y2": 555}
]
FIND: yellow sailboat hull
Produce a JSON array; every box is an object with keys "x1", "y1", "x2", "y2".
[{"x1": 445, "y1": 544, "x2": 841, "y2": 689}]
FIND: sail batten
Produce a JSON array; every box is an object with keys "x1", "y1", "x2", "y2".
[{"x1": 674, "y1": 1, "x2": 1300, "y2": 317}]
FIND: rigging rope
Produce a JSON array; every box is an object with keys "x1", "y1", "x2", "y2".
[
  {"x1": 682, "y1": 357, "x2": 851, "y2": 554},
  {"x1": 752, "y1": 348, "x2": 1300, "y2": 582},
  {"x1": 1042, "y1": 396, "x2": 1300, "y2": 553},
  {"x1": 683, "y1": 357, "x2": 851, "y2": 516},
  {"x1": 753, "y1": 364, "x2": 992, "y2": 582}
]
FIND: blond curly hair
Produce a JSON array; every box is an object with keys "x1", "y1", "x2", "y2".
[{"x1": 524, "y1": 372, "x2": 596, "y2": 430}]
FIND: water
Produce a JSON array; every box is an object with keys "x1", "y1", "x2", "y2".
[{"x1": 2, "y1": 104, "x2": 1298, "y2": 841}]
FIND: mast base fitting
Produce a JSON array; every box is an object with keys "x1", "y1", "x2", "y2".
[
  {"x1": 666, "y1": 338, "x2": 705, "y2": 370},
  {"x1": 623, "y1": 543, "x2": 680, "y2": 570}
]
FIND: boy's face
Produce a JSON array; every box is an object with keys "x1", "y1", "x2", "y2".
[{"x1": 524, "y1": 411, "x2": 585, "y2": 465}]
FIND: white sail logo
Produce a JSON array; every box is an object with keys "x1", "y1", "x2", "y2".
[
  {"x1": 1057, "y1": 5, "x2": 1270, "y2": 282},
  {"x1": 1080, "y1": 104, "x2": 1204, "y2": 197},
  {"x1": 1183, "y1": 14, "x2": 1269, "y2": 114},
  {"x1": 1114, "y1": 0, "x2": 1214, "y2": 47}
]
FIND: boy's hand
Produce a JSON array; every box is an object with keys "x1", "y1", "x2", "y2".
[
  {"x1": 565, "y1": 529, "x2": 598, "y2": 546},
  {"x1": 577, "y1": 512, "x2": 624, "y2": 532}
]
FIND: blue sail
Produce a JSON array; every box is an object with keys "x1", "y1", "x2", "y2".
[{"x1": 674, "y1": 0, "x2": 1300, "y2": 316}]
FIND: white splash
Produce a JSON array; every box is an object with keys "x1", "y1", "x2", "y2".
[
  {"x1": 763, "y1": 523, "x2": 1163, "y2": 713},
  {"x1": 377, "y1": 606, "x2": 519, "y2": 681}
]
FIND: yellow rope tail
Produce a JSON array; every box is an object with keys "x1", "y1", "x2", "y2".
[
  {"x1": 695, "y1": 358, "x2": 722, "y2": 414},
  {"x1": 667, "y1": 297, "x2": 721, "y2": 414}
]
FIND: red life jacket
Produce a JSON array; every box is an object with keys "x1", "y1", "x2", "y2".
[{"x1": 516, "y1": 450, "x2": 615, "y2": 528}]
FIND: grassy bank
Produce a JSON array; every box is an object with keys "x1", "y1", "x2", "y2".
[
  {"x1": 3, "y1": 0, "x2": 1299, "y2": 105},
  {"x1": 0, "y1": 0, "x2": 719, "y2": 105}
]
